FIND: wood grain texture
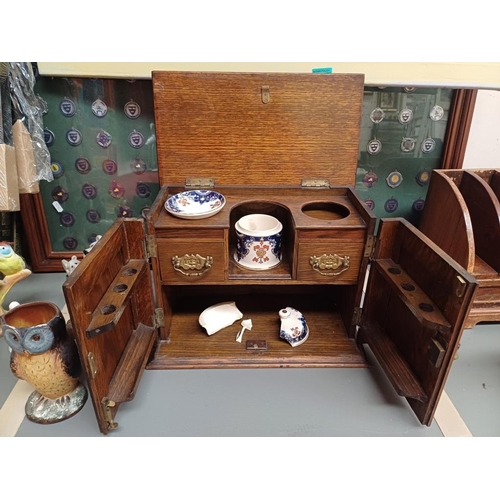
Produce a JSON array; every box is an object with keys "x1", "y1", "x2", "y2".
[
  {"x1": 440, "y1": 89, "x2": 477, "y2": 169},
  {"x1": 63, "y1": 219, "x2": 155, "y2": 434},
  {"x1": 360, "y1": 218, "x2": 477, "y2": 425},
  {"x1": 459, "y1": 170, "x2": 500, "y2": 273},
  {"x1": 147, "y1": 287, "x2": 367, "y2": 369},
  {"x1": 152, "y1": 72, "x2": 364, "y2": 187},
  {"x1": 419, "y1": 170, "x2": 475, "y2": 272}
]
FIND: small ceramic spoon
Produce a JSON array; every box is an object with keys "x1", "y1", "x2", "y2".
[{"x1": 236, "y1": 319, "x2": 252, "y2": 343}]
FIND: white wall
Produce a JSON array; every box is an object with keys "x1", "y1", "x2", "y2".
[{"x1": 463, "y1": 90, "x2": 500, "y2": 169}]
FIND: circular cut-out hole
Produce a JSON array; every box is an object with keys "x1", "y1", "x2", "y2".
[
  {"x1": 401, "y1": 283, "x2": 415, "y2": 291},
  {"x1": 113, "y1": 284, "x2": 128, "y2": 293},
  {"x1": 388, "y1": 267, "x2": 402, "y2": 275},
  {"x1": 122, "y1": 268, "x2": 138, "y2": 276},
  {"x1": 302, "y1": 202, "x2": 350, "y2": 221},
  {"x1": 419, "y1": 303, "x2": 434, "y2": 313},
  {"x1": 101, "y1": 304, "x2": 116, "y2": 315}
]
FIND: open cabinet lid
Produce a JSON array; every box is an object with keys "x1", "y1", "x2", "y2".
[
  {"x1": 358, "y1": 218, "x2": 477, "y2": 426},
  {"x1": 152, "y1": 71, "x2": 365, "y2": 188},
  {"x1": 62, "y1": 218, "x2": 157, "y2": 435}
]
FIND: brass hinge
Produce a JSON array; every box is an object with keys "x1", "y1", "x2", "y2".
[
  {"x1": 154, "y1": 308, "x2": 165, "y2": 328},
  {"x1": 101, "y1": 397, "x2": 118, "y2": 431},
  {"x1": 364, "y1": 235, "x2": 376, "y2": 258},
  {"x1": 352, "y1": 307, "x2": 362, "y2": 326},
  {"x1": 146, "y1": 235, "x2": 157, "y2": 259},
  {"x1": 185, "y1": 178, "x2": 215, "y2": 188},
  {"x1": 88, "y1": 352, "x2": 97, "y2": 379},
  {"x1": 301, "y1": 179, "x2": 330, "y2": 188}
]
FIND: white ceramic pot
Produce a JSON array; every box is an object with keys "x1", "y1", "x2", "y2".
[{"x1": 234, "y1": 214, "x2": 283, "y2": 270}]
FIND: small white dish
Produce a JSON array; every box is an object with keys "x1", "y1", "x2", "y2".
[
  {"x1": 199, "y1": 301, "x2": 243, "y2": 336},
  {"x1": 165, "y1": 190, "x2": 225, "y2": 220}
]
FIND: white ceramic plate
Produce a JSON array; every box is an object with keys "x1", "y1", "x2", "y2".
[
  {"x1": 198, "y1": 301, "x2": 243, "y2": 335},
  {"x1": 165, "y1": 190, "x2": 225, "y2": 219}
]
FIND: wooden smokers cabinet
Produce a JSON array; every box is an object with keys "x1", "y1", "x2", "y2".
[
  {"x1": 62, "y1": 72, "x2": 477, "y2": 434},
  {"x1": 419, "y1": 169, "x2": 500, "y2": 329}
]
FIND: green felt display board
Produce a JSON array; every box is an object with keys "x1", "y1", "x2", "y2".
[
  {"x1": 35, "y1": 77, "x2": 159, "y2": 252},
  {"x1": 34, "y1": 78, "x2": 453, "y2": 252},
  {"x1": 355, "y1": 86, "x2": 453, "y2": 227}
]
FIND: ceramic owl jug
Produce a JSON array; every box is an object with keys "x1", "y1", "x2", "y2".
[{"x1": 1, "y1": 301, "x2": 88, "y2": 424}]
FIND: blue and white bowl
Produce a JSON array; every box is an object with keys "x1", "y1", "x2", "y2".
[
  {"x1": 234, "y1": 214, "x2": 282, "y2": 270},
  {"x1": 279, "y1": 307, "x2": 309, "y2": 347},
  {"x1": 165, "y1": 190, "x2": 225, "y2": 219}
]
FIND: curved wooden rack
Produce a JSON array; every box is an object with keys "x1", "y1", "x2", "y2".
[
  {"x1": 419, "y1": 170, "x2": 475, "y2": 273},
  {"x1": 460, "y1": 171, "x2": 500, "y2": 274}
]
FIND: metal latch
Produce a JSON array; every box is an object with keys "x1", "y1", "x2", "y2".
[
  {"x1": 261, "y1": 85, "x2": 270, "y2": 104},
  {"x1": 364, "y1": 235, "x2": 376, "y2": 258},
  {"x1": 185, "y1": 178, "x2": 215, "y2": 188},
  {"x1": 301, "y1": 179, "x2": 330, "y2": 188},
  {"x1": 146, "y1": 235, "x2": 157, "y2": 259},
  {"x1": 428, "y1": 332, "x2": 448, "y2": 369},
  {"x1": 88, "y1": 352, "x2": 97, "y2": 379},
  {"x1": 101, "y1": 397, "x2": 118, "y2": 431}
]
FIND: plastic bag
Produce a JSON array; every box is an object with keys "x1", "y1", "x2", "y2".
[{"x1": 8, "y1": 62, "x2": 52, "y2": 189}]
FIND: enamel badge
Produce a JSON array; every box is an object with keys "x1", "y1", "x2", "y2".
[
  {"x1": 51, "y1": 162, "x2": 64, "y2": 179},
  {"x1": 412, "y1": 198, "x2": 425, "y2": 212},
  {"x1": 367, "y1": 139, "x2": 382, "y2": 155},
  {"x1": 415, "y1": 170, "x2": 431, "y2": 186},
  {"x1": 370, "y1": 107, "x2": 385, "y2": 124},
  {"x1": 363, "y1": 171, "x2": 379, "y2": 188},
  {"x1": 109, "y1": 180, "x2": 125, "y2": 199},
  {"x1": 66, "y1": 128, "x2": 82, "y2": 146},
  {"x1": 92, "y1": 98, "x2": 108, "y2": 117},
  {"x1": 43, "y1": 128, "x2": 55, "y2": 146},
  {"x1": 364, "y1": 199, "x2": 375, "y2": 210},
  {"x1": 102, "y1": 159, "x2": 118, "y2": 175},
  {"x1": 430, "y1": 105, "x2": 444, "y2": 121},
  {"x1": 401, "y1": 137, "x2": 416, "y2": 153},
  {"x1": 75, "y1": 157, "x2": 91, "y2": 174},
  {"x1": 86, "y1": 209, "x2": 101, "y2": 223},
  {"x1": 124, "y1": 100, "x2": 141, "y2": 119},
  {"x1": 60, "y1": 212, "x2": 76, "y2": 227},
  {"x1": 384, "y1": 198, "x2": 399, "y2": 213},
  {"x1": 52, "y1": 186, "x2": 69, "y2": 203},
  {"x1": 422, "y1": 137, "x2": 436, "y2": 153},
  {"x1": 82, "y1": 183, "x2": 98, "y2": 199},
  {"x1": 118, "y1": 206, "x2": 133, "y2": 218},
  {"x1": 63, "y1": 237, "x2": 78, "y2": 250},
  {"x1": 136, "y1": 183, "x2": 151, "y2": 198},
  {"x1": 96, "y1": 130, "x2": 112, "y2": 148},
  {"x1": 387, "y1": 171, "x2": 403, "y2": 188},
  {"x1": 398, "y1": 108, "x2": 413, "y2": 125},
  {"x1": 60, "y1": 98, "x2": 76, "y2": 117},
  {"x1": 128, "y1": 130, "x2": 145, "y2": 149},
  {"x1": 130, "y1": 157, "x2": 147, "y2": 174}
]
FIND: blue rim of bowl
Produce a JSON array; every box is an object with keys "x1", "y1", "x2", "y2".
[{"x1": 165, "y1": 190, "x2": 226, "y2": 217}]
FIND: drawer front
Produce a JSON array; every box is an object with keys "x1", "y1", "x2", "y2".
[
  {"x1": 157, "y1": 240, "x2": 226, "y2": 283},
  {"x1": 296, "y1": 241, "x2": 364, "y2": 283}
]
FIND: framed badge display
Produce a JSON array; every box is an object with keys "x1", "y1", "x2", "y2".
[
  {"x1": 20, "y1": 77, "x2": 159, "y2": 271},
  {"x1": 355, "y1": 86, "x2": 477, "y2": 226}
]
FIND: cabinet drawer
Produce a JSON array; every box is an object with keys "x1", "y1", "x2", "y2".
[
  {"x1": 157, "y1": 240, "x2": 226, "y2": 283},
  {"x1": 296, "y1": 241, "x2": 364, "y2": 283}
]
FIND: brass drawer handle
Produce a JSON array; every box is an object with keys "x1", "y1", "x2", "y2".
[
  {"x1": 309, "y1": 254, "x2": 350, "y2": 276},
  {"x1": 172, "y1": 254, "x2": 213, "y2": 277}
]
